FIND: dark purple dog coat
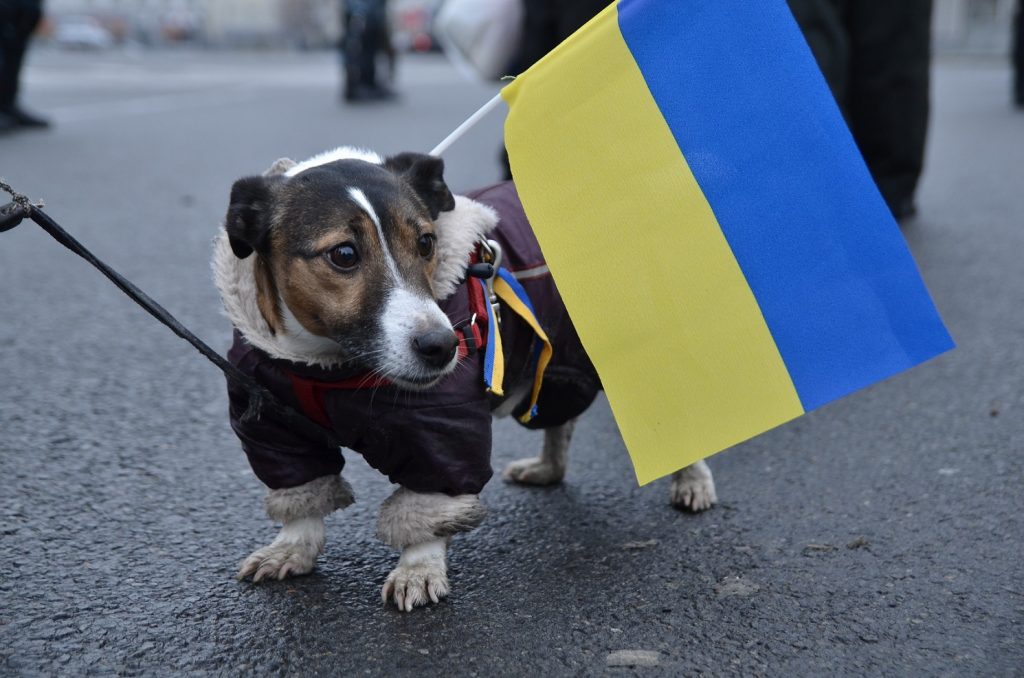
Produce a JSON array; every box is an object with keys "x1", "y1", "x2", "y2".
[{"x1": 226, "y1": 182, "x2": 600, "y2": 496}]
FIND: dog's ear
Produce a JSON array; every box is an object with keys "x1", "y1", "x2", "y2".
[
  {"x1": 384, "y1": 152, "x2": 456, "y2": 219},
  {"x1": 225, "y1": 176, "x2": 275, "y2": 259}
]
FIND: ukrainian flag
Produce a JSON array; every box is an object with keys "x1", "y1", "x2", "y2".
[{"x1": 502, "y1": 0, "x2": 954, "y2": 484}]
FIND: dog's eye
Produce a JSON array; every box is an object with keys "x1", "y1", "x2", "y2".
[
  {"x1": 417, "y1": 233, "x2": 436, "y2": 259},
  {"x1": 327, "y1": 243, "x2": 359, "y2": 271}
]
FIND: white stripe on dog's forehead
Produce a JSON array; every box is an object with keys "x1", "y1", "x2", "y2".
[
  {"x1": 284, "y1": 146, "x2": 382, "y2": 177},
  {"x1": 348, "y1": 187, "x2": 401, "y2": 280},
  {"x1": 347, "y1": 187, "x2": 381, "y2": 227}
]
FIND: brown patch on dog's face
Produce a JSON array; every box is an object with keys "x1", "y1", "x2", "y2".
[
  {"x1": 380, "y1": 203, "x2": 440, "y2": 298},
  {"x1": 253, "y1": 159, "x2": 448, "y2": 369},
  {"x1": 253, "y1": 255, "x2": 283, "y2": 335}
]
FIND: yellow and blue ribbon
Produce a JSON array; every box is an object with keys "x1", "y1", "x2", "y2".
[{"x1": 477, "y1": 268, "x2": 552, "y2": 424}]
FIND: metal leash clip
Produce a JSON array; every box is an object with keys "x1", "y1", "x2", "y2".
[{"x1": 478, "y1": 238, "x2": 503, "y2": 325}]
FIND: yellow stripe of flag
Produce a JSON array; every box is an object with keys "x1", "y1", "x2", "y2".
[{"x1": 501, "y1": 3, "x2": 804, "y2": 484}]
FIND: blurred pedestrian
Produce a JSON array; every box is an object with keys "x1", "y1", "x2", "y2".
[
  {"x1": 0, "y1": 0, "x2": 50, "y2": 132},
  {"x1": 514, "y1": 0, "x2": 608, "y2": 74},
  {"x1": 1014, "y1": 0, "x2": 1023, "y2": 108},
  {"x1": 501, "y1": 0, "x2": 607, "y2": 178},
  {"x1": 787, "y1": 0, "x2": 933, "y2": 221},
  {"x1": 340, "y1": 0, "x2": 395, "y2": 103}
]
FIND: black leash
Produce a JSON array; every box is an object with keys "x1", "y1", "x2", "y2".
[{"x1": 0, "y1": 179, "x2": 341, "y2": 448}]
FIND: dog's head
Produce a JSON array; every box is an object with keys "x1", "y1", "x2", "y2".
[{"x1": 223, "y1": 150, "x2": 463, "y2": 389}]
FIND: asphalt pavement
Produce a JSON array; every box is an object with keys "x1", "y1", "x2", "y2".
[{"x1": 1, "y1": 48, "x2": 1021, "y2": 676}]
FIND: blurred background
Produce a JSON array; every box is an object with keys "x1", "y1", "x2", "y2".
[
  {"x1": 19, "y1": 0, "x2": 1016, "y2": 53},
  {"x1": 38, "y1": 0, "x2": 435, "y2": 51},
  {"x1": 1, "y1": 1, "x2": 1022, "y2": 675}
]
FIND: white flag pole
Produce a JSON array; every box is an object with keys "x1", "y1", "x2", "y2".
[{"x1": 429, "y1": 92, "x2": 505, "y2": 157}]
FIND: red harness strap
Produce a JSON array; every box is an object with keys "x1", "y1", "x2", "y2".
[{"x1": 285, "y1": 370, "x2": 388, "y2": 428}]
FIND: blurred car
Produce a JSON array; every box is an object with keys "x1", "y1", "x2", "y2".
[
  {"x1": 390, "y1": 0, "x2": 442, "y2": 52},
  {"x1": 53, "y1": 16, "x2": 115, "y2": 50}
]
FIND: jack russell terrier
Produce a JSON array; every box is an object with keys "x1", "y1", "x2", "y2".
[{"x1": 213, "y1": 147, "x2": 717, "y2": 611}]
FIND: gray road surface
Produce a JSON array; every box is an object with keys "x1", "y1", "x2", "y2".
[{"x1": 1, "y1": 49, "x2": 1021, "y2": 676}]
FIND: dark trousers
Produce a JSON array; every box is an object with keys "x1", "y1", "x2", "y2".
[
  {"x1": 0, "y1": 1, "x2": 43, "y2": 107},
  {"x1": 515, "y1": 0, "x2": 609, "y2": 72},
  {"x1": 503, "y1": 0, "x2": 607, "y2": 177},
  {"x1": 341, "y1": 0, "x2": 386, "y2": 96},
  {"x1": 788, "y1": 0, "x2": 933, "y2": 213},
  {"x1": 1014, "y1": 0, "x2": 1023, "y2": 105}
]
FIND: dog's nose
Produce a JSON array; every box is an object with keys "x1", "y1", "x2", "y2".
[{"x1": 412, "y1": 329, "x2": 458, "y2": 368}]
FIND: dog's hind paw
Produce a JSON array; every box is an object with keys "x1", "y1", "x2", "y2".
[
  {"x1": 669, "y1": 460, "x2": 717, "y2": 513},
  {"x1": 502, "y1": 457, "x2": 564, "y2": 486},
  {"x1": 381, "y1": 562, "x2": 449, "y2": 612},
  {"x1": 237, "y1": 542, "x2": 319, "y2": 582}
]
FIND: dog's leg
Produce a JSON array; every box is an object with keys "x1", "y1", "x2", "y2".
[
  {"x1": 377, "y1": 488, "x2": 486, "y2": 611},
  {"x1": 502, "y1": 418, "x2": 575, "y2": 486},
  {"x1": 237, "y1": 474, "x2": 354, "y2": 582},
  {"x1": 669, "y1": 459, "x2": 717, "y2": 512}
]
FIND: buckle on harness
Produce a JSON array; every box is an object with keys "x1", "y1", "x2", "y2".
[{"x1": 452, "y1": 312, "x2": 479, "y2": 356}]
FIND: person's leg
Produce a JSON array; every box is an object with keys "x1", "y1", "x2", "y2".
[
  {"x1": 377, "y1": 0, "x2": 396, "y2": 88},
  {"x1": 359, "y1": 1, "x2": 381, "y2": 90},
  {"x1": 556, "y1": 0, "x2": 611, "y2": 43},
  {"x1": 0, "y1": 4, "x2": 40, "y2": 102},
  {"x1": 0, "y1": 8, "x2": 28, "y2": 107},
  {"x1": 517, "y1": 0, "x2": 559, "y2": 71},
  {"x1": 0, "y1": 3, "x2": 48, "y2": 129},
  {"x1": 500, "y1": 0, "x2": 561, "y2": 177},
  {"x1": 341, "y1": 7, "x2": 364, "y2": 100},
  {"x1": 845, "y1": 0, "x2": 933, "y2": 218},
  {"x1": 1014, "y1": 0, "x2": 1024, "y2": 107},
  {"x1": 342, "y1": 0, "x2": 393, "y2": 101},
  {"x1": 787, "y1": 0, "x2": 850, "y2": 110}
]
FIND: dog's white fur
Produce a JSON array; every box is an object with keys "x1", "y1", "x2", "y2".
[
  {"x1": 381, "y1": 286, "x2": 459, "y2": 388},
  {"x1": 237, "y1": 516, "x2": 325, "y2": 582},
  {"x1": 503, "y1": 418, "x2": 577, "y2": 485},
  {"x1": 284, "y1": 146, "x2": 383, "y2": 177},
  {"x1": 381, "y1": 538, "x2": 449, "y2": 612},
  {"x1": 669, "y1": 459, "x2": 717, "y2": 511},
  {"x1": 217, "y1": 146, "x2": 717, "y2": 610},
  {"x1": 265, "y1": 474, "x2": 354, "y2": 523},
  {"x1": 377, "y1": 487, "x2": 487, "y2": 549},
  {"x1": 430, "y1": 195, "x2": 498, "y2": 299}
]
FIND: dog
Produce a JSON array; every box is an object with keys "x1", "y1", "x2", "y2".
[{"x1": 213, "y1": 146, "x2": 717, "y2": 611}]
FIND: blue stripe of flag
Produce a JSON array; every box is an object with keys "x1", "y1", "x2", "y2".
[{"x1": 617, "y1": 0, "x2": 953, "y2": 410}]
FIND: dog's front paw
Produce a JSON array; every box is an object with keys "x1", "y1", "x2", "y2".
[
  {"x1": 502, "y1": 456, "x2": 565, "y2": 486},
  {"x1": 237, "y1": 542, "x2": 319, "y2": 582},
  {"x1": 381, "y1": 562, "x2": 449, "y2": 612},
  {"x1": 670, "y1": 461, "x2": 717, "y2": 512},
  {"x1": 237, "y1": 517, "x2": 324, "y2": 582}
]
